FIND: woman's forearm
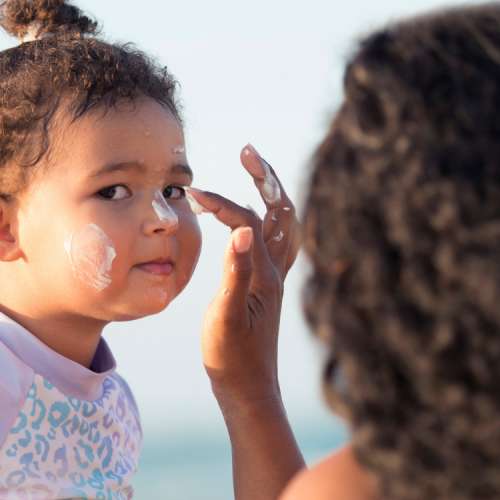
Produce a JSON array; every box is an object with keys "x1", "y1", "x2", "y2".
[{"x1": 220, "y1": 396, "x2": 306, "y2": 500}]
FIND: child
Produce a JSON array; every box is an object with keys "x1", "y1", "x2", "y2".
[{"x1": 0, "y1": 0, "x2": 302, "y2": 498}]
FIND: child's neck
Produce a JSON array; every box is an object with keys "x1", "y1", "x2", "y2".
[{"x1": 0, "y1": 304, "x2": 108, "y2": 369}]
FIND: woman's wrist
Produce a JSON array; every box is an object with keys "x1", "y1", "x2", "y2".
[
  {"x1": 215, "y1": 387, "x2": 305, "y2": 500},
  {"x1": 212, "y1": 385, "x2": 285, "y2": 424}
]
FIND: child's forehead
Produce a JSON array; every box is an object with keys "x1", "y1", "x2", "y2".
[
  {"x1": 50, "y1": 97, "x2": 186, "y2": 168},
  {"x1": 73, "y1": 98, "x2": 183, "y2": 139},
  {"x1": 87, "y1": 160, "x2": 193, "y2": 183}
]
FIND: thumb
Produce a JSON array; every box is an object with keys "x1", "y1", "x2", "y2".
[{"x1": 218, "y1": 226, "x2": 254, "y2": 315}]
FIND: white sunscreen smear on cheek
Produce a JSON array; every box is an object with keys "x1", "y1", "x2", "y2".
[
  {"x1": 152, "y1": 190, "x2": 179, "y2": 225},
  {"x1": 259, "y1": 158, "x2": 282, "y2": 204},
  {"x1": 64, "y1": 224, "x2": 117, "y2": 292}
]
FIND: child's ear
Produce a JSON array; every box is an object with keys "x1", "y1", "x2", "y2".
[{"x1": 0, "y1": 198, "x2": 23, "y2": 262}]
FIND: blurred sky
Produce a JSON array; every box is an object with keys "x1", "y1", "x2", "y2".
[{"x1": 0, "y1": 0, "x2": 482, "y2": 439}]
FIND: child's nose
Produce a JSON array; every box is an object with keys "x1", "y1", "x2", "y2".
[{"x1": 144, "y1": 190, "x2": 180, "y2": 235}]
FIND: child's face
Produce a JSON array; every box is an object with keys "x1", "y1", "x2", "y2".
[{"x1": 14, "y1": 97, "x2": 202, "y2": 321}]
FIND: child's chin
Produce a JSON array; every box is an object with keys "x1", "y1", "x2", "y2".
[{"x1": 112, "y1": 294, "x2": 174, "y2": 320}]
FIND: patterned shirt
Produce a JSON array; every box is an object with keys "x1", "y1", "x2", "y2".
[{"x1": 0, "y1": 312, "x2": 142, "y2": 499}]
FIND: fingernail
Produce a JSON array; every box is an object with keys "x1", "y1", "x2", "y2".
[
  {"x1": 243, "y1": 144, "x2": 265, "y2": 179},
  {"x1": 232, "y1": 227, "x2": 253, "y2": 254},
  {"x1": 271, "y1": 210, "x2": 278, "y2": 222},
  {"x1": 243, "y1": 144, "x2": 282, "y2": 204},
  {"x1": 244, "y1": 143, "x2": 260, "y2": 156}
]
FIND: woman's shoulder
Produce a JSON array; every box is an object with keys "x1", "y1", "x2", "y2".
[{"x1": 279, "y1": 444, "x2": 380, "y2": 500}]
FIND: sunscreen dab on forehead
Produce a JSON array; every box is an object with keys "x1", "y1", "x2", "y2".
[
  {"x1": 172, "y1": 145, "x2": 185, "y2": 155},
  {"x1": 152, "y1": 190, "x2": 179, "y2": 225},
  {"x1": 64, "y1": 224, "x2": 117, "y2": 292}
]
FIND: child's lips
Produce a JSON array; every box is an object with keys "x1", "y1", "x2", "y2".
[{"x1": 136, "y1": 260, "x2": 175, "y2": 276}]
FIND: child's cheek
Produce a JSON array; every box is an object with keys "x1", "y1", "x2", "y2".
[
  {"x1": 64, "y1": 223, "x2": 117, "y2": 292},
  {"x1": 177, "y1": 209, "x2": 202, "y2": 284}
]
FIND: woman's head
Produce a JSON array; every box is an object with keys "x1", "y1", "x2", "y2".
[
  {"x1": 304, "y1": 3, "x2": 500, "y2": 499},
  {"x1": 0, "y1": 0, "x2": 201, "y2": 322}
]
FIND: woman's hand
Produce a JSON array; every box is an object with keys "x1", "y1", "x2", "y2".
[
  {"x1": 187, "y1": 144, "x2": 300, "y2": 411},
  {"x1": 186, "y1": 145, "x2": 304, "y2": 500}
]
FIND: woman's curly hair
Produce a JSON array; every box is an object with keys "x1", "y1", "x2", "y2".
[
  {"x1": 303, "y1": 3, "x2": 500, "y2": 499},
  {"x1": 0, "y1": 0, "x2": 180, "y2": 200}
]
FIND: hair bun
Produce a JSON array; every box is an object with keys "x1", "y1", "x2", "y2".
[{"x1": 0, "y1": 0, "x2": 98, "y2": 40}]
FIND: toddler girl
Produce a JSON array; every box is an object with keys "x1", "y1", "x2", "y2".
[{"x1": 0, "y1": 0, "x2": 302, "y2": 498}]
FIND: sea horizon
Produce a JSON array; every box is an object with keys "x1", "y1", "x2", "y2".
[{"x1": 134, "y1": 418, "x2": 349, "y2": 499}]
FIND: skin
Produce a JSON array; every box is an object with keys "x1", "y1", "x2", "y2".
[
  {"x1": 0, "y1": 97, "x2": 201, "y2": 368},
  {"x1": 0, "y1": 91, "x2": 306, "y2": 500},
  {"x1": 188, "y1": 146, "x2": 305, "y2": 500},
  {"x1": 280, "y1": 445, "x2": 381, "y2": 500},
  {"x1": 190, "y1": 152, "x2": 379, "y2": 499},
  {"x1": 0, "y1": 91, "x2": 370, "y2": 499}
]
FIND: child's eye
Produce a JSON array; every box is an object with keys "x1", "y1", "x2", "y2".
[
  {"x1": 163, "y1": 185, "x2": 186, "y2": 200},
  {"x1": 97, "y1": 185, "x2": 130, "y2": 201}
]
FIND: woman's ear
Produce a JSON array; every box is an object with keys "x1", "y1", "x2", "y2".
[{"x1": 0, "y1": 198, "x2": 23, "y2": 262}]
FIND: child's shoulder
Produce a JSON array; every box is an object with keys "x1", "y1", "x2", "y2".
[
  {"x1": 279, "y1": 444, "x2": 381, "y2": 500},
  {"x1": 109, "y1": 371, "x2": 142, "y2": 428},
  {"x1": 0, "y1": 341, "x2": 35, "y2": 446}
]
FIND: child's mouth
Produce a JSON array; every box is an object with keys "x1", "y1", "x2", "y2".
[{"x1": 136, "y1": 260, "x2": 174, "y2": 276}]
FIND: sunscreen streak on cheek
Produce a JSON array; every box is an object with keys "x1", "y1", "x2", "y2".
[
  {"x1": 152, "y1": 190, "x2": 179, "y2": 225},
  {"x1": 64, "y1": 224, "x2": 117, "y2": 291}
]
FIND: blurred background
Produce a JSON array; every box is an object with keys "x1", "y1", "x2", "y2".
[{"x1": 0, "y1": 0, "x2": 481, "y2": 497}]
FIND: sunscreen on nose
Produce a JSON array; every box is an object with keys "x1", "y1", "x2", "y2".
[
  {"x1": 152, "y1": 190, "x2": 179, "y2": 225},
  {"x1": 64, "y1": 224, "x2": 117, "y2": 291}
]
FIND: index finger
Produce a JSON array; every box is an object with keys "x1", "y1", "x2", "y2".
[{"x1": 185, "y1": 188, "x2": 276, "y2": 286}]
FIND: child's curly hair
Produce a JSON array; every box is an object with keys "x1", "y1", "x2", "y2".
[
  {"x1": 303, "y1": 3, "x2": 500, "y2": 499},
  {"x1": 0, "y1": 0, "x2": 180, "y2": 200}
]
